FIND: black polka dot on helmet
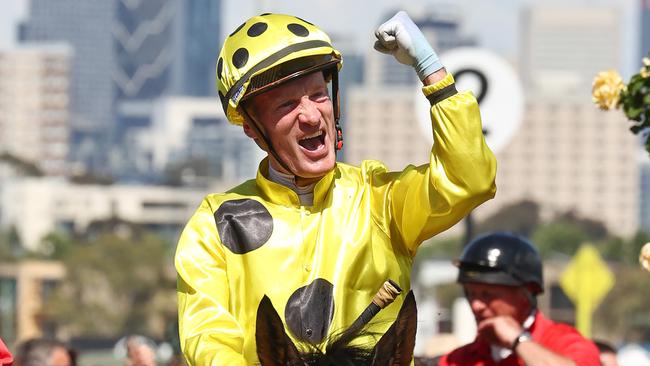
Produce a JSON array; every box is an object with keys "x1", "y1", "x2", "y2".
[
  {"x1": 247, "y1": 22, "x2": 268, "y2": 37},
  {"x1": 217, "y1": 57, "x2": 223, "y2": 79},
  {"x1": 232, "y1": 48, "x2": 249, "y2": 69},
  {"x1": 287, "y1": 23, "x2": 309, "y2": 37}
]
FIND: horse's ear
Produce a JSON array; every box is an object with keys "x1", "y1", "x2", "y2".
[
  {"x1": 256, "y1": 295, "x2": 303, "y2": 366},
  {"x1": 371, "y1": 291, "x2": 417, "y2": 366}
]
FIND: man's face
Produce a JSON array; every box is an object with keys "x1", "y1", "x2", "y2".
[
  {"x1": 464, "y1": 282, "x2": 531, "y2": 324},
  {"x1": 243, "y1": 72, "x2": 336, "y2": 182},
  {"x1": 51, "y1": 347, "x2": 72, "y2": 366}
]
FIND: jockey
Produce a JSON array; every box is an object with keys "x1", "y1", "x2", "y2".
[
  {"x1": 175, "y1": 11, "x2": 497, "y2": 365},
  {"x1": 438, "y1": 232, "x2": 600, "y2": 366}
]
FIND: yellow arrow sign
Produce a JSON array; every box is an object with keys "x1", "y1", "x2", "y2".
[{"x1": 559, "y1": 244, "x2": 614, "y2": 337}]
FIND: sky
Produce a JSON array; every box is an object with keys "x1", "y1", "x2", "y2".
[{"x1": 0, "y1": 0, "x2": 640, "y2": 76}]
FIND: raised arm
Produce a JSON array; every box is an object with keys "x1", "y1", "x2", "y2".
[{"x1": 372, "y1": 11, "x2": 497, "y2": 253}]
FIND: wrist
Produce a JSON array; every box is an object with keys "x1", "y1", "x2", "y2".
[
  {"x1": 511, "y1": 330, "x2": 532, "y2": 351},
  {"x1": 415, "y1": 51, "x2": 442, "y2": 81}
]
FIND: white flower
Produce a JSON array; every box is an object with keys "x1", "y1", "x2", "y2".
[
  {"x1": 640, "y1": 242, "x2": 650, "y2": 272},
  {"x1": 641, "y1": 66, "x2": 650, "y2": 79},
  {"x1": 643, "y1": 57, "x2": 650, "y2": 67},
  {"x1": 592, "y1": 70, "x2": 624, "y2": 110}
]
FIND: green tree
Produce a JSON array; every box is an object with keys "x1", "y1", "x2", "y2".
[
  {"x1": 416, "y1": 236, "x2": 464, "y2": 262},
  {"x1": 0, "y1": 152, "x2": 43, "y2": 176},
  {"x1": 532, "y1": 221, "x2": 588, "y2": 258},
  {"x1": 0, "y1": 227, "x2": 24, "y2": 261},
  {"x1": 44, "y1": 231, "x2": 176, "y2": 339},
  {"x1": 476, "y1": 200, "x2": 541, "y2": 237},
  {"x1": 593, "y1": 265, "x2": 650, "y2": 342},
  {"x1": 555, "y1": 211, "x2": 608, "y2": 241}
]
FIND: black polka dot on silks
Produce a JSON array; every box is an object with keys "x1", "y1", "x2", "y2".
[
  {"x1": 285, "y1": 278, "x2": 335, "y2": 344},
  {"x1": 214, "y1": 199, "x2": 273, "y2": 254},
  {"x1": 260, "y1": 13, "x2": 272, "y2": 16},
  {"x1": 230, "y1": 22, "x2": 246, "y2": 37},
  {"x1": 217, "y1": 57, "x2": 223, "y2": 79},
  {"x1": 287, "y1": 23, "x2": 309, "y2": 37},
  {"x1": 247, "y1": 22, "x2": 268, "y2": 37},
  {"x1": 232, "y1": 48, "x2": 249, "y2": 69},
  {"x1": 295, "y1": 16, "x2": 314, "y2": 26}
]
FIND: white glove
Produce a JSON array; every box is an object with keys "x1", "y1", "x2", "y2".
[{"x1": 374, "y1": 11, "x2": 443, "y2": 81}]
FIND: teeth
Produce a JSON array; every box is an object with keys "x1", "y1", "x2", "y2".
[{"x1": 300, "y1": 131, "x2": 323, "y2": 140}]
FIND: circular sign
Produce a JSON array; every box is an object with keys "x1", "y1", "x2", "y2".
[{"x1": 416, "y1": 48, "x2": 524, "y2": 153}]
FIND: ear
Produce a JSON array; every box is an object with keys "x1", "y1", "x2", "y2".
[
  {"x1": 371, "y1": 291, "x2": 417, "y2": 366},
  {"x1": 256, "y1": 295, "x2": 303, "y2": 366},
  {"x1": 242, "y1": 120, "x2": 257, "y2": 139},
  {"x1": 242, "y1": 120, "x2": 269, "y2": 152}
]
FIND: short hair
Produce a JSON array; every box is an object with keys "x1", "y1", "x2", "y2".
[
  {"x1": 14, "y1": 338, "x2": 76, "y2": 366},
  {"x1": 594, "y1": 339, "x2": 617, "y2": 354}
]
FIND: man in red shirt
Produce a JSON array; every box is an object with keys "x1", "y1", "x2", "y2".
[
  {"x1": 0, "y1": 338, "x2": 12, "y2": 366},
  {"x1": 438, "y1": 232, "x2": 600, "y2": 366}
]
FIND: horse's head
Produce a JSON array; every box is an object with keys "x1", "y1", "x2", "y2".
[{"x1": 255, "y1": 291, "x2": 417, "y2": 366}]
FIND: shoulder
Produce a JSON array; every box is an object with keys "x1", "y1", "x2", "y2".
[
  {"x1": 535, "y1": 313, "x2": 600, "y2": 364},
  {"x1": 440, "y1": 342, "x2": 484, "y2": 365},
  {"x1": 201, "y1": 179, "x2": 260, "y2": 208}
]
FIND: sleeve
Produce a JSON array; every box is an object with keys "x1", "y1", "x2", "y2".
[
  {"x1": 175, "y1": 198, "x2": 247, "y2": 366},
  {"x1": 540, "y1": 325, "x2": 601, "y2": 366},
  {"x1": 371, "y1": 73, "x2": 497, "y2": 254}
]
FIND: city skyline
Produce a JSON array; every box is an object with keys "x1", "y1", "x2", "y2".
[{"x1": 1, "y1": 0, "x2": 642, "y2": 77}]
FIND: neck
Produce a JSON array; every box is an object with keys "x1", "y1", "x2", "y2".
[
  {"x1": 268, "y1": 163, "x2": 317, "y2": 206},
  {"x1": 268, "y1": 159, "x2": 323, "y2": 187}
]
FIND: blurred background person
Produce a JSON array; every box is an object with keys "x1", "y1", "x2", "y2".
[
  {"x1": 13, "y1": 338, "x2": 75, "y2": 366},
  {"x1": 438, "y1": 232, "x2": 600, "y2": 366},
  {"x1": 124, "y1": 336, "x2": 156, "y2": 366},
  {"x1": 594, "y1": 340, "x2": 619, "y2": 366},
  {"x1": 0, "y1": 337, "x2": 12, "y2": 366}
]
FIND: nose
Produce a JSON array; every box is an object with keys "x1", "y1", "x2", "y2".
[
  {"x1": 469, "y1": 297, "x2": 486, "y2": 312},
  {"x1": 297, "y1": 97, "x2": 320, "y2": 125}
]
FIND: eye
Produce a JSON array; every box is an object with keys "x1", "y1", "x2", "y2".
[
  {"x1": 276, "y1": 99, "x2": 297, "y2": 112},
  {"x1": 311, "y1": 90, "x2": 330, "y2": 102}
]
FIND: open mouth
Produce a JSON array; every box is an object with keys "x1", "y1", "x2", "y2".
[{"x1": 298, "y1": 130, "x2": 326, "y2": 152}]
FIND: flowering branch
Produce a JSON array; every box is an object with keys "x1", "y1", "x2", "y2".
[{"x1": 593, "y1": 52, "x2": 650, "y2": 154}]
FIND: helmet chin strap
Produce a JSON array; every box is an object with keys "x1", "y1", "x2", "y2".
[
  {"x1": 332, "y1": 69, "x2": 344, "y2": 151},
  {"x1": 241, "y1": 106, "x2": 297, "y2": 178}
]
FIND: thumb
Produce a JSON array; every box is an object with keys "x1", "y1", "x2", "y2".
[
  {"x1": 374, "y1": 26, "x2": 398, "y2": 51},
  {"x1": 373, "y1": 40, "x2": 393, "y2": 54}
]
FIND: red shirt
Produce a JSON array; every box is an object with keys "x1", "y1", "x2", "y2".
[
  {"x1": 0, "y1": 338, "x2": 12, "y2": 366},
  {"x1": 438, "y1": 311, "x2": 600, "y2": 366}
]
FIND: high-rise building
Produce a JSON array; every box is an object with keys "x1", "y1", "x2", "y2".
[
  {"x1": 346, "y1": 86, "x2": 640, "y2": 236},
  {"x1": 642, "y1": 0, "x2": 650, "y2": 59},
  {"x1": 481, "y1": 96, "x2": 639, "y2": 236},
  {"x1": 148, "y1": 97, "x2": 262, "y2": 183},
  {"x1": 20, "y1": 0, "x2": 221, "y2": 177},
  {"x1": 112, "y1": 0, "x2": 221, "y2": 178},
  {"x1": 112, "y1": 0, "x2": 219, "y2": 101},
  {"x1": 19, "y1": 0, "x2": 115, "y2": 171},
  {"x1": 521, "y1": 4, "x2": 621, "y2": 94},
  {"x1": 0, "y1": 44, "x2": 72, "y2": 176},
  {"x1": 639, "y1": 156, "x2": 650, "y2": 231}
]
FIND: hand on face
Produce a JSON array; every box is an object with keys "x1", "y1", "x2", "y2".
[{"x1": 476, "y1": 315, "x2": 523, "y2": 348}]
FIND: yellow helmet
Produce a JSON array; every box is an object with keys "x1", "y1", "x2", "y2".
[{"x1": 217, "y1": 13, "x2": 343, "y2": 125}]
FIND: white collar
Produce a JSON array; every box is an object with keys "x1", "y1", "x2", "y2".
[{"x1": 268, "y1": 163, "x2": 315, "y2": 206}]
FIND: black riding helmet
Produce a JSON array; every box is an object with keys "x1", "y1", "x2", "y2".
[{"x1": 455, "y1": 232, "x2": 544, "y2": 295}]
